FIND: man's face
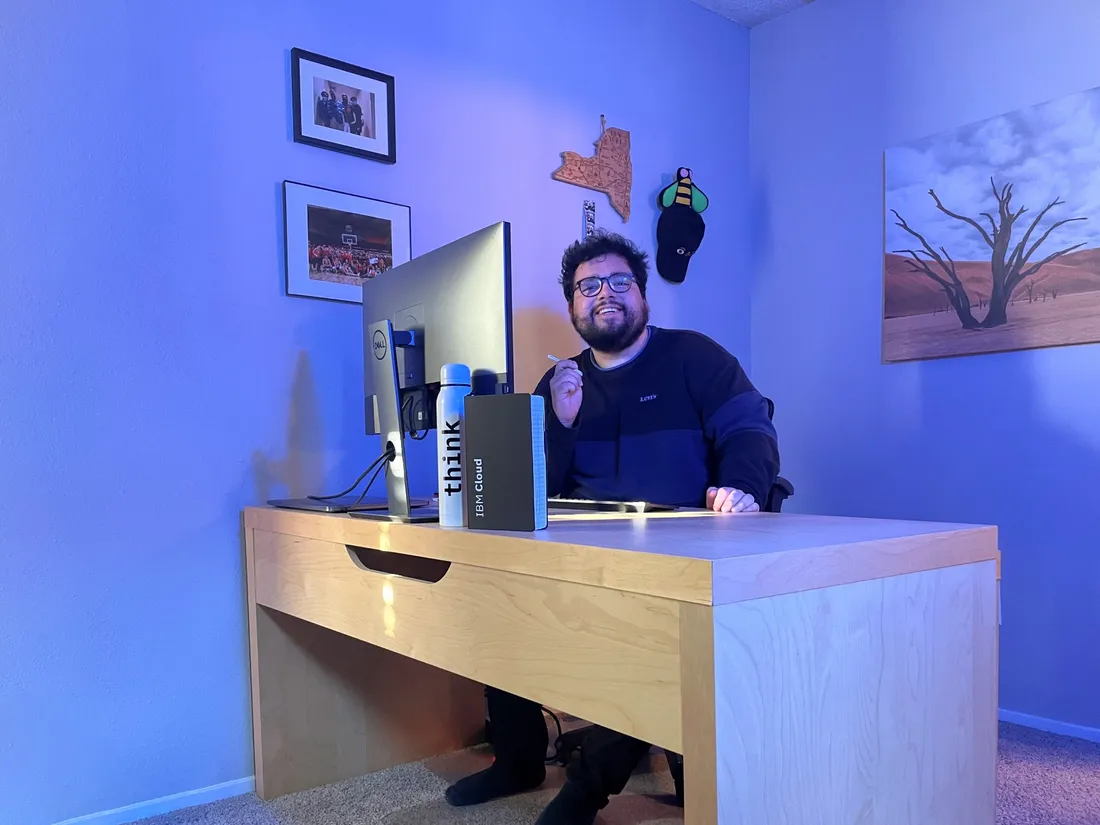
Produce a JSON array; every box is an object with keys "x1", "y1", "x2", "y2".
[{"x1": 568, "y1": 253, "x2": 649, "y2": 353}]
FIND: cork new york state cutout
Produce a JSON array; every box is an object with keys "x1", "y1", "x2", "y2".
[{"x1": 552, "y1": 115, "x2": 632, "y2": 222}]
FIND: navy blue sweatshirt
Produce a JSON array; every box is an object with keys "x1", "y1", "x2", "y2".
[{"x1": 534, "y1": 326, "x2": 780, "y2": 509}]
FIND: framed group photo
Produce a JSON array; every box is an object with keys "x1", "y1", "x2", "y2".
[
  {"x1": 282, "y1": 180, "x2": 411, "y2": 304},
  {"x1": 291, "y1": 47, "x2": 397, "y2": 164}
]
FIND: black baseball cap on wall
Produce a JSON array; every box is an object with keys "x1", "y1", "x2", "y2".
[{"x1": 656, "y1": 204, "x2": 706, "y2": 284}]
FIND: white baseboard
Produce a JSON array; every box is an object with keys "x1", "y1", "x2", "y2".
[
  {"x1": 1000, "y1": 708, "x2": 1100, "y2": 744},
  {"x1": 53, "y1": 777, "x2": 254, "y2": 825}
]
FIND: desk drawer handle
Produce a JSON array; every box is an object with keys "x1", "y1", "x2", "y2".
[{"x1": 346, "y1": 545, "x2": 451, "y2": 583}]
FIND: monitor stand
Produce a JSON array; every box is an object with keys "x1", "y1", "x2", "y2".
[
  {"x1": 267, "y1": 495, "x2": 432, "y2": 514},
  {"x1": 350, "y1": 319, "x2": 440, "y2": 524}
]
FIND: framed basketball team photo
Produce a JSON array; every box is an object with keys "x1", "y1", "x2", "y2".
[
  {"x1": 290, "y1": 47, "x2": 397, "y2": 164},
  {"x1": 282, "y1": 181, "x2": 412, "y2": 304}
]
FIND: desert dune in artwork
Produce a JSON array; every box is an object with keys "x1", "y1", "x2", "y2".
[{"x1": 883, "y1": 85, "x2": 1100, "y2": 362}]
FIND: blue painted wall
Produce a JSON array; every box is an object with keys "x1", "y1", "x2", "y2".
[
  {"x1": 0, "y1": 1, "x2": 749, "y2": 822},
  {"x1": 750, "y1": 0, "x2": 1100, "y2": 732}
]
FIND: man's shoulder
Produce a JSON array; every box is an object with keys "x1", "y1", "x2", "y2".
[{"x1": 655, "y1": 327, "x2": 743, "y2": 365}]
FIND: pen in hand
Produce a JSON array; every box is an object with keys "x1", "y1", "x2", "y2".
[
  {"x1": 546, "y1": 354, "x2": 582, "y2": 426},
  {"x1": 548, "y1": 354, "x2": 579, "y2": 371}
]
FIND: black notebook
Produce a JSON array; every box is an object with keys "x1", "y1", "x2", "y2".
[{"x1": 463, "y1": 393, "x2": 548, "y2": 531}]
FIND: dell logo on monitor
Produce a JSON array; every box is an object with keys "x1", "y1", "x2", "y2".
[{"x1": 372, "y1": 330, "x2": 387, "y2": 360}]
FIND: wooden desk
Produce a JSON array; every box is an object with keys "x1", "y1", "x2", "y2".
[{"x1": 243, "y1": 506, "x2": 999, "y2": 824}]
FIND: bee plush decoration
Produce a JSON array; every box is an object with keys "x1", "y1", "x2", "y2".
[{"x1": 655, "y1": 167, "x2": 709, "y2": 284}]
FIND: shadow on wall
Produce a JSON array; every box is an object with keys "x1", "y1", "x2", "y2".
[
  {"x1": 247, "y1": 306, "x2": 584, "y2": 507},
  {"x1": 513, "y1": 305, "x2": 583, "y2": 394},
  {"x1": 251, "y1": 350, "x2": 325, "y2": 503},
  {"x1": 648, "y1": 171, "x2": 675, "y2": 243}
]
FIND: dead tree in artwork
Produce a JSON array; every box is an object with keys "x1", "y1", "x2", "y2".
[
  {"x1": 892, "y1": 210, "x2": 980, "y2": 329},
  {"x1": 939, "y1": 179, "x2": 1085, "y2": 327},
  {"x1": 893, "y1": 178, "x2": 1086, "y2": 329}
]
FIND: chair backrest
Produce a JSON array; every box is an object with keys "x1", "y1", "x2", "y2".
[{"x1": 762, "y1": 396, "x2": 793, "y2": 513}]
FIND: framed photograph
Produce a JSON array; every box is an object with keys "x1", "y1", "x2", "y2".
[
  {"x1": 291, "y1": 47, "x2": 396, "y2": 164},
  {"x1": 883, "y1": 83, "x2": 1100, "y2": 362},
  {"x1": 283, "y1": 180, "x2": 411, "y2": 304}
]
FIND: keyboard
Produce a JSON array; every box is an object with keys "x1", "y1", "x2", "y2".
[{"x1": 547, "y1": 497, "x2": 677, "y2": 513}]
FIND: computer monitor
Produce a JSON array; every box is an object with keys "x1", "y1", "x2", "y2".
[{"x1": 353, "y1": 220, "x2": 515, "y2": 523}]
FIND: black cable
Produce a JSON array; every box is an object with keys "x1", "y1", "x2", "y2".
[
  {"x1": 401, "y1": 391, "x2": 429, "y2": 441},
  {"x1": 306, "y1": 448, "x2": 389, "y2": 502},
  {"x1": 542, "y1": 707, "x2": 564, "y2": 764},
  {"x1": 348, "y1": 452, "x2": 391, "y2": 507}
]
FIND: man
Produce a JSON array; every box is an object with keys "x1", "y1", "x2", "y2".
[
  {"x1": 347, "y1": 95, "x2": 364, "y2": 135},
  {"x1": 338, "y1": 93, "x2": 350, "y2": 131},
  {"x1": 445, "y1": 231, "x2": 780, "y2": 824}
]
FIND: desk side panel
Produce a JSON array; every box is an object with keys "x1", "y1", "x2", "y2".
[
  {"x1": 710, "y1": 559, "x2": 998, "y2": 825},
  {"x1": 252, "y1": 529, "x2": 683, "y2": 753},
  {"x1": 245, "y1": 526, "x2": 486, "y2": 799},
  {"x1": 251, "y1": 606, "x2": 487, "y2": 799}
]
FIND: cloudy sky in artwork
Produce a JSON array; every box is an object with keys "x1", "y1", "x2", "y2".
[{"x1": 885, "y1": 85, "x2": 1100, "y2": 263}]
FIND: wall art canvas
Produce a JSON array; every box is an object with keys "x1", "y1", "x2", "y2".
[
  {"x1": 883, "y1": 85, "x2": 1100, "y2": 362},
  {"x1": 291, "y1": 47, "x2": 396, "y2": 164},
  {"x1": 283, "y1": 181, "x2": 411, "y2": 304}
]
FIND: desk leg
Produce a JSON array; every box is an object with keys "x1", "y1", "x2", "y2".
[
  {"x1": 681, "y1": 560, "x2": 998, "y2": 825},
  {"x1": 244, "y1": 527, "x2": 486, "y2": 800},
  {"x1": 680, "y1": 603, "x2": 720, "y2": 825}
]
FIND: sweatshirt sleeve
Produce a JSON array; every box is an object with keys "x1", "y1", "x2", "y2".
[
  {"x1": 682, "y1": 334, "x2": 780, "y2": 506},
  {"x1": 533, "y1": 366, "x2": 580, "y2": 498}
]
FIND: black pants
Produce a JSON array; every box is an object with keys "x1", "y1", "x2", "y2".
[{"x1": 487, "y1": 687, "x2": 652, "y2": 806}]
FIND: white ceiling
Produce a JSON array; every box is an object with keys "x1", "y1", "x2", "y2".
[{"x1": 688, "y1": 0, "x2": 814, "y2": 27}]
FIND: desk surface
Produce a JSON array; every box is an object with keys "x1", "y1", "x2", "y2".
[{"x1": 245, "y1": 506, "x2": 998, "y2": 606}]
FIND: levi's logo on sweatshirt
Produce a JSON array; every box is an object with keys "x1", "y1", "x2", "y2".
[{"x1": 640, "y1": 394, "x2": 657, "y2": 403}]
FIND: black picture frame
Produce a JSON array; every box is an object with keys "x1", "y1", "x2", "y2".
[
  {"x1": 282, "y1": 180, "x2": 412, "y2": 304},
  {"x1": 291, "y1": 47, "x2": 397, "y2": 164}
]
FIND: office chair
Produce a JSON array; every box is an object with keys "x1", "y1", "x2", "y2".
[
  {"x1": 763, "y1": 396, "x2": 794, "y2": 513},
  {"x1": 547, "y1": 396, "x2": 794, "y2": 805}
]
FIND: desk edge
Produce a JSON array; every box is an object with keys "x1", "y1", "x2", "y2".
[
  {"x1": 711, "y1": 524, "x2": 1000, "y2": 605},
  {"x1": 243, "y1": 506, "x2": 715, "y2": 605}
]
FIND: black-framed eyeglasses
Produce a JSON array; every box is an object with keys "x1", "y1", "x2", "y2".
[{"x1": 574, "y1": 272, "x2": 635, "y2": 298}]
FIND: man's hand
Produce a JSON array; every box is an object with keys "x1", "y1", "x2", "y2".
[
  {"x1": 706, "y1": 486, "x2": 759, "y2": 513},
  {"x1": 548, "y1": 360, "x2": 583, "y2": 428}
]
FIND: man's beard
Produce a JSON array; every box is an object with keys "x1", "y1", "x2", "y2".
[{"x1": 570, "y1": 299, "x2": 649, "y2": 353}]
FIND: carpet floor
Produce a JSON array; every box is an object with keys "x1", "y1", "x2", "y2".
[{"x1": 132, "y1": 722, "x2": 1100, "y2": 825}]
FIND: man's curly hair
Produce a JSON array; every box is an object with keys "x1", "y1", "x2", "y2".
[{"x1": 558, "y1": 230, "x2": 649, "y2": 302}]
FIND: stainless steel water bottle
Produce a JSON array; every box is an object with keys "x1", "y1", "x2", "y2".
[{"x1": 436, "y1": 363, "x2": 471, "y2": 527}]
